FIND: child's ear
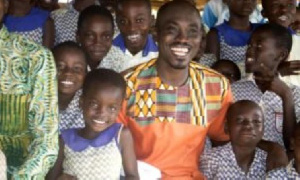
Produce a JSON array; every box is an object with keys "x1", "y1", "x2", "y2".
[
  {"x1": 278, "y1": 48, "x2": 289, "y2": 62},
  {"x1": 290, "y1": 137, "x2": 295, "y2": 151}
]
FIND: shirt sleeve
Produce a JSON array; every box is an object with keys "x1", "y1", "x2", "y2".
[
  {"x1": 207, "y1": 84, "x2": 232, "y2": 141},
  {"x1": 292, "y1": 86, "x2": 300, "y2": 123},
  {"x1": 13, "y1": 48, "x2": 59, "y2": 179}
]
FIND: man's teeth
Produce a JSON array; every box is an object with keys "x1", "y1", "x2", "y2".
[
  {"x1": 93, "y1": 119, "x2": 106, "y2": 124},
  {"x1": 171, "y1": 47, "x2": 189, "y2": 56},
  {"x1": 127, "y1": 34, "x2": 140, "y2": 41},
  {"x1": 61, "y1": 81, "x2": 74, "y2": 85},
  {"x1": 278, "y1": 15, "x2": 288, "y2": 21}
]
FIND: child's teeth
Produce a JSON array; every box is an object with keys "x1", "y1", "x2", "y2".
[
  {"x1": 128, "y1": 34, "x2": 140, "y2": 41},
  {"x1": 61, "y1": 81, "x2": 73, "y2": 85},
  {"x1": 93, "y1": 119, "x2": 105, "y2": 124},
  {"x1": 278, "y1": 15, "x2": 288, "y2": 21}
]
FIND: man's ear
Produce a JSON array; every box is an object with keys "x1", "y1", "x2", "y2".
[
  {"x1": 224, "y1": 120, "x2": 229, "y2": 135},
  {"x1": 279, "y1": 48, "x2": 289, "y2": 62}
]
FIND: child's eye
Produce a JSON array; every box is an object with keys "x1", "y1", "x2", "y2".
[
  {"x1": 118, "y1": 19, "x2": 126, "y2": 25},
  {"x1": 136, "y1": 18, "x2": 144, "y2": 23},
  {"x1": 103, "y1": 35, "x2": 112, "y2": 40},
  {"x1": 88, "y1": 102, "x2": 98, "y2": 109},
  {"x1": 110, "y1": 106, "x2": 117, "y2": 112},
  {"x1": 73, "y1": 66, "x2": 84, "y2": 73}
]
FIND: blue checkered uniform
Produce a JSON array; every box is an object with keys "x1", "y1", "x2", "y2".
[
  {"x1": 200, "y1": 143, "x2": 267, "y2": 179},
  {"x1": 231, "y1": 77, "x2": 300, "y2": 147},
  {"x1": 266, "y1": 159, "x2": 300, "y2": 179}
]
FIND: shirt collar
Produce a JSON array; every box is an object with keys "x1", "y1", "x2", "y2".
[{"x1": 113, "y1": 34, "x2": 158, "y2": 57}]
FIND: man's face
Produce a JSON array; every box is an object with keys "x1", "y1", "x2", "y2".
[
  {"x1": 116, "y1": 0, "x2": 151, "y2": 55},
  {"x1": 156, "y1": 6, "x2": 202, "y2": 70},
  {"x1": 262, "y1": 0, "x2": 297, "y2": 28}
]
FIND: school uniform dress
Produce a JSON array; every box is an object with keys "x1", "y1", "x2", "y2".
[
  {"x1": 197, "y1": 53, "x2": 217, "y2": 67},
  {"x1": 231, "y1": 75, "x2": 300, "y2": 147},
  {"x1": 3, "y1": 7, "x2": 50, "y2": 45},
  {"x1": 100, "y1": 34, "x2": 158, "y2": 72},
  {"x1": 120, "y1": 59, "x2": 232, "y2": 179},
  {"x1": 51, "y1": 4, "x2": 79, "y2": 45},
  {"x1": 61, "y1": 123, "x2": 123, "y2": 179},
  {"x1": 214, "y1": 21, "x2": 260, "y2": 76},
  {"x1": 266, "y1": 159, "x2": 300, "y2": 179},
  {"x1": 59, "y1": 90, "x2": 84, "y2": 131},
  {"x1": 200, "y1": 143, "x2": 267, "y2": 179},
  {"x1": 0, "y1": 26, "x2": 58, "y2": 179}
]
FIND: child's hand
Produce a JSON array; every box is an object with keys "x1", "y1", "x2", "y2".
[
  {"x1": 58, "y1": 174, "x2": 77, "y2": 180},
  {"x1": 278, "y1": 60, "x2": 300, "y2": 76}
]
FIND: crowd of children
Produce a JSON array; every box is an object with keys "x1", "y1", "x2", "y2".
[{"x1": 1, "y1": 0, "x2": 300, "y2": 179}]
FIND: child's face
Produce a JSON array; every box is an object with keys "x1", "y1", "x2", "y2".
[
  {"x1": 157, "y1": 4, "x2": 202, "y2": 70},
  {"x1": 226, "y1": 0, "x2": 256, "y2": 17},
  {"x1": 291, "y1": 10, "x2": 300, "y2": 34},
  {"x1": 246, "y1": 30, "x2": 283, "y2": 84},
  {"x1": 55, "y1": 49, "x2": 87, "y2": 96},
  {"x1": 262, "y1": 0, "x2": 297, "y2": 28},
  {"x1": 116, "y1": 0, "x2": 151, "y2": 55},
  {"x1": 213, "y1": 63, "x2": 239, "y2": 83},
  {"x1": 80, "y1": 85, "x2": 123, "y2": 133},
  {"x1": 228, "y1": 104, "x2": 264, "y2": 146},
  {"x1": 77, "y1": 15, "x2": 113, "y2": 66}
]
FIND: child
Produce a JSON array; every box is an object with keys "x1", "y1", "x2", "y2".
[
  {"x1": 291, "y1": 7, "x2": 300, "y2": 35},
  {"x1": 205, "y1": 0, "x2": 259, "y2": 76},
  {"x1": 267, "y1": 122, "x2": 300, "y2": 178},
  {"x1": 261, "y1": 0, "x2": 300, "y2": 87},
  {"x1": 36, "y1": 0, "x2": 59, "y2": 12},
  {"x1": 201, "y1": 100, "x2": 267, "y2": 179},
  {"x1": 101, "y1": 0, "x2": 158, "y2": 72},
  {"x1": 53, "y1": 41, "x2": 87, "y2": 131},
  {"x1": 76, "y1": 5, "x2": 117, "y2": 70},
  {"x1": 51, "y1": 0, "x2": 97, "y2": 45},
  {"x1": 46, "y1": 69, "x2": 139, "y2": 179},
  {"x1": 232, "y1": 23, "x2": 300, "y2": 150},
  {"x1": 212, "y1": 59, "x2": 241, "y2": 83},
  {"x1": 4, "y1": 0, "x2": 54, "y2": 48}
]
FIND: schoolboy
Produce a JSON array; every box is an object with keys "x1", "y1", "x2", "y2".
[
  {"x1": 102, "y1": 0, "x2": 158, "y2": 72},
  {"x1": 201, "y1": 100, "x2": 267, "y2": 179},
  {"x1": 212, "y1": 59, "x2": 241, "y2": 83},
  {"x1": 52, "y1": 41, "x2": 87, "y2": 131},
  {"x1": 267, "y1": 122, "x2": 300, "y2": 178},
  {"x1": 232, "y1": 23, "x2": 300, "y2": 150},
  {"x1": 262, "y1": 0, "x2": 300, "y2": 87},
  {"x1": 51, "y1": 0, "x2": 97, "y2": 45}
]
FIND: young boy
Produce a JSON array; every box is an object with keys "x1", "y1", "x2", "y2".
[
  {"x1": 262, "y1": 0, "x2": 300, "y2": 87},
  {"x1": 232, "y1": 23, "x2": 300, "y2": 150},
  {"x1": 267, "y1": 122, "x2": 300, "y2": 178},
  {"x1": 201, "y1": 100, "x2": 267, "y2": 179},
  {"x1": 101, "y1": 0, "x2": 158, "y2": 72},
  {"x1": 212, "y1": 59, "x2": 241, "y2": 83},
  {"x1": 51, "y1": 0, "x2": 97, "y2": 45},
  {"x1": 52, "y1": 41, "x2": 87, "y2": 131}
]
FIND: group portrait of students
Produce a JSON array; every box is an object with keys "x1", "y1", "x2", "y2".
[{"x1": 1, "y1": 0, "x2": 300, "y2": 179}]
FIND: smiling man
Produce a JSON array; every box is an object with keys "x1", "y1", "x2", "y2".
[
  {"x1": 0, "y1": 0, "x2": 58, "y2": 178},
  {"x1": 120, "y1": 1, "x2": 232, "y2": 179}
]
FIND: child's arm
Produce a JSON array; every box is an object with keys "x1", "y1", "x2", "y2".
[
  {"x1": 46, "y1": 136, "x2": 65, "y2": 180},
  {"x1": 43, "y1": 17, "x2": 55, "y2": 48},
  {"x1": 205, "y1": 28, "x2": 220, "y2": 60},
  {"x1": 120, "y1": 127, "x2": 139, "y2": 180}
]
